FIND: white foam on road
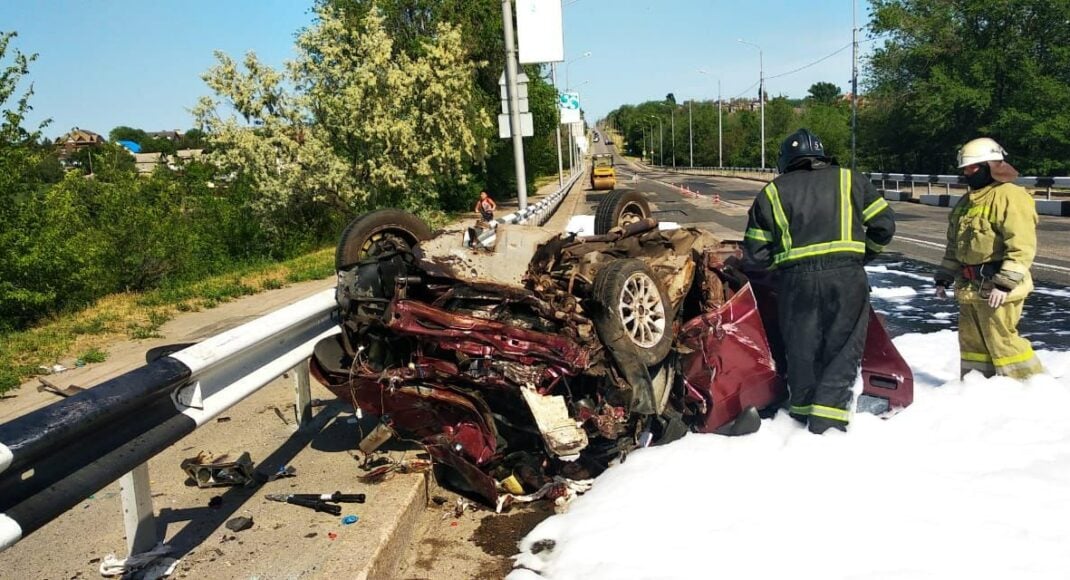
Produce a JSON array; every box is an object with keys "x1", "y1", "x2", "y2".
[
  {"x1": 565, "y1": 215, "x2": 680, "y2": 237},
  {"x1": 510, "y1": 330, "x2": 1070, "y2": 580},
  {"x1": 870, "y1": 286, "x2": 919, "y2": 300}
]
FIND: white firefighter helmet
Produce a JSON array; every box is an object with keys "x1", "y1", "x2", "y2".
[{"x1": 957, "y1": 137, "x2": 1006, "y2": 168}]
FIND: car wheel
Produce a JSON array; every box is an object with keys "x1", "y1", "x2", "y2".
[
  {"x1": 593, "y1": 190, "x2": 650, "y2": 235},
  {"x1": 592, "y1": 259, "x2": 673, "y2": 367},
  {"x1": 335, "y1": 209, "x2": 432, "y2": 271}
]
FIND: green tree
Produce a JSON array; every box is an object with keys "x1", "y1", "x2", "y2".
[
  {"x1": 108, "y1": 125, "x2": 147, "y2": 145},
  {"x1": 0, "y1": 31, "x2": 47, "y2": 144},
  {"x1": 865, "y1": 0, "x2": 1070, "y2": 174},
  {"x1": 806, "y1": 82, "x2": 842, "y2": 106},
  {"x1": 194, "y1": 6, "x2": 490, "y2": 228}
]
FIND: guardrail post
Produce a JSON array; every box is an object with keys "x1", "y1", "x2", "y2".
[
  {"x1": 119, "y1": 463, "x2": 157, "y2": 555},
  {"x1": 293, "y1": 359, "x2": 312, "y2": 430},
  {"x1": 1046, "y1": 186, "x2": 1052, "y2": 201},
  {"x1": 927, "y1": 182, "x2": 932, "y2": 195},
  {"x1": 945, "y1": 183, "x2": 950, "y2": 194}
]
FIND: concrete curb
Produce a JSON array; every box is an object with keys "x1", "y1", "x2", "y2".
[{"x1": 350, "y1": 473, "x2": 429, "y2": 580}]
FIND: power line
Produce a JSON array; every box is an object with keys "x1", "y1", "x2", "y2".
[
  {"x1": 766, "y1": 42, "x2": 853, "y2": 80},
  {"x1": 731, "y1": 80, "x2": 759, "y2": 100}
]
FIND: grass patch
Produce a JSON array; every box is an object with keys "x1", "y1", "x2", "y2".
[
  {"x1": 79, "y1": 347, "x2": 108, "y2": 364},
  {"x1": 0, "y1": 246, "x2": 334, "y2": 396}
]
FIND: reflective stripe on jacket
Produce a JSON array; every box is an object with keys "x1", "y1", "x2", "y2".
[
  {"x1": 940, "y1": 182, "x2": 1038, "y2": 303},
  {"x1": 743, "y1": 164, "x2": 895, "y2": 270}
]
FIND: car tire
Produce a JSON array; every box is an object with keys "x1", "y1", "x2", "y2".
[
  {"x1": 335, "y1": 209, "x2": 432, "y2": 271},
  {"x1": 591, "y1": 259, "x2": 673, "y2": 367},
  {"x1": 593, "y1": 190, "x2": 650, "y2": 235}
]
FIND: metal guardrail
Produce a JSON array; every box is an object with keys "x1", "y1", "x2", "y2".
[
  {"x1": 0, "y1": 289, "x2": 338, "y2": 554},
  {"x1": 0, "y1": 168, "x2": 587, "y2": 558},
  {"x1": 652, "y1": 165, "x2": 1070, "y2": 199},
  {"x1": 475, "y1": 163, "x2": 584, "y2": 247}
]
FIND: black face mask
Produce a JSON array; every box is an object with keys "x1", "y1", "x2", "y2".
[{"x1": 965, "y1": 164, "x2": 995, "y2": 189}]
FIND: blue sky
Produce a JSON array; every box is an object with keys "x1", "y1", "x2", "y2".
[{"x1": 2, "y1": 0, "x2": 870, "y2": 138}]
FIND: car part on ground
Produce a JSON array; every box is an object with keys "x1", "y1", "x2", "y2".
[{"x1": 311, "y1": 202, "x2": 914, "y2": 507}]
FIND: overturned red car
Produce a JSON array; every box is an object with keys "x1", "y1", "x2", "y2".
[{"x1": 310, "y1": 191, "x2": 913, "y2": 505}]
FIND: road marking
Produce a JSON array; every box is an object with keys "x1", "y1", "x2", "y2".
[
  {"x1": 895, "y1": 235, "x2": 1070, "y2": 274},
  {"x1": 893, "y1": 235, "x2": 946, "y2": 250}
]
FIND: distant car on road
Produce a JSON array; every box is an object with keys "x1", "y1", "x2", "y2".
[{"x1": 605, "y1": 138, "x2": 614, "y2": 145}]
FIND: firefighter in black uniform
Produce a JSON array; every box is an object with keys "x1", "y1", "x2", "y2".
[{"x1": 743, "y1": 129, "x2": 895, "y2": 434}]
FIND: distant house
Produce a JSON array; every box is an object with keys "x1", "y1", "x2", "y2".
[
  {"x1": 148, "y1": 130, "x2": 183, "y2": 142},
  {"x1": 54, "y1": 128, "x2": 105, "y2": 157},
  {"x1": 134, "y1": 149, "x2": 204, "y2": 175}
]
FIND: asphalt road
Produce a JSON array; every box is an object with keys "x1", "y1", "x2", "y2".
[{"x1": 593, "y1": 141, "x2": 1070, "y2": 287}]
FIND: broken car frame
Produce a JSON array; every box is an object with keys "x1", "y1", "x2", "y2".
[{"x1": 310, "y1": 194, "x2": 914, "y2": 506}]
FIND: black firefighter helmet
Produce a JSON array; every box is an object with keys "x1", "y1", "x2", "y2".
[{"x1": 777, "y1": 128, "x2": 827, "y2": 173}]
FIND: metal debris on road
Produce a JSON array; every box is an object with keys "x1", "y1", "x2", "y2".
[{"x1": 180, "y1": 451, "x2": 256, "y2": 488}]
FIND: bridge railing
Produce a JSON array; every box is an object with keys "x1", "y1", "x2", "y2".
[
  {"x1": 0, "y1": 166, "x2": 585, "y2": 558},
  {"x1": 649, "y1": 165, "x2": 1070, "y2": 215}
]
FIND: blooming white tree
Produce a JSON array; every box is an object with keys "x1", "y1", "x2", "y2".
[{"x1": 194, "y1": 6, "x2": 490, "y2": 225}]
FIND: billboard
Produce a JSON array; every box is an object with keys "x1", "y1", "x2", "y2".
[
  {"x1": 516, "y1": 0, "x2": 564, "y2": 64},
  {"x1": 559, "y1": 91, "x2": 581, "y2": 124}
]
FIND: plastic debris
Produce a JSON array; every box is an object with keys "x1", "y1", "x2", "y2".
[
  {"x1": 327, "y1": 532, "x2": 338, "y2": 540},
  {"x1": 99, "y1": 544, "x2": 178, "y2": 579},
  {"x1": 341, "y1": 515, "x2": 358, "y2": 525}
]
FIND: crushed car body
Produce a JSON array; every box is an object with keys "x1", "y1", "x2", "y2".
[{"x1": 310, "y1": 193, "x2": 914, "y2": 506}]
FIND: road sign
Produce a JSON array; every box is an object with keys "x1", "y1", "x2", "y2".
[
  {"x1": 499, "y1": 70, "x2": 533, "y2": 139},
  {"x1": 498, "y1": 113, "x2": 534, "y2": 138},
  {"x1": 560, "y1": 91, "x2": 580, "y2": 124}
]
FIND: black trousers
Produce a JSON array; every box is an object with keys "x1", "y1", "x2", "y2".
[{"x1": 776, "y1": 258, "x2": 869, "y2": 432}]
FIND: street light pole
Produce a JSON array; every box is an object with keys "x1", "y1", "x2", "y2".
[
  {"x1": 688, "y1": 99, "x2": 693, "y2": 168},
  {"x1": 670, "y1": 105, "x2": 676, "y2": 168},
  {"x1": 700, "y1": 69, "x2": 724, "y2": 168},
  {"x1": 551, "y1": 63, "x2": 563, "y2": 187},
  {"x1": 738, "y1": 39, "x2": 765, "y2": 169},
  {"x1": 564, "y1": 51, "x2": 591, "y2": 100},
  {"x1": 851, "y1": 0, "x2": 858, "y2": 171},
  {"x1": 648, "y1": 117, "x2": 656, "y2": 165},
  {"x1": 564, "y1": 51, "x2": 591, "y2": 179}
]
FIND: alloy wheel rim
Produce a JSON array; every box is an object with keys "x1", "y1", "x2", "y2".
[{"x1": 618, "y1": 272, "x2": 665, "y2": 348}]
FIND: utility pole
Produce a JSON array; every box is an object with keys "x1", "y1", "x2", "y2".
[
  {"x1": 851, "y1": 0, "x2": 858, "y2": 171},
  {"x1": 670, "y1": 105, "x2": 676, "y2": 168},
  {"x1": 658, "y1": 116, "x2": 663, "y2": 166},
  {"x1": 552, "y1": 63, "x2": 563, "y2": 187},
  {"x1": 718, "y1": 80, "x2": 723, "y2": 168},
  {"x1": 501, "y1": 0, "x2": 527, "y2": 209},
  {"x1": 738, "y1": 39, "x2": 764, "y2": 168},
  {"x1": 688, "y1": 99, "x2": 693, "y2": 168}
]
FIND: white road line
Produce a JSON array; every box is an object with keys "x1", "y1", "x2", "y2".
[
  {"x1": 895, "y1": 235, "x2": 1070, "y2": 274},
  {"x1": 893, "y1": 235, "x2": 946, "y2": 250}
]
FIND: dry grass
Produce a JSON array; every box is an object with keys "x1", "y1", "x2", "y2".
[{"x1": 0, "y1": 247, "x2": 334, "y2": 394}]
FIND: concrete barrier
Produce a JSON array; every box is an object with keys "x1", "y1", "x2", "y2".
[
  {"x1": 881, "y1": 190, "x2": 915, "y2": 202},
  {"x1": 1036, "y1": 200, "x2": 1070, "y2": 217},
  {"x1": 920, "y1": 194, "x2": 963, "y2": 207}
]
